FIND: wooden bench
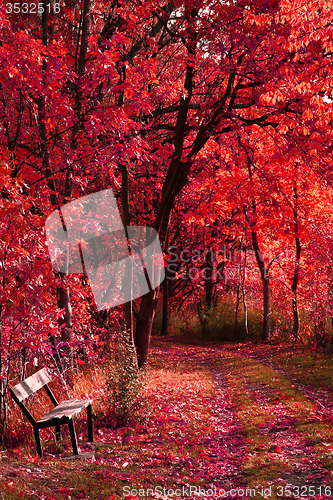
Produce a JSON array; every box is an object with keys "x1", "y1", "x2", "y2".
[{"x1": 9, "y1": 368, "x2": 93, "y2": 457}]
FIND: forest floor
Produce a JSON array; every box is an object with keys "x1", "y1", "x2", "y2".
[{"x1": 1, "y1": 340, "x2": 333, "y2": 500}]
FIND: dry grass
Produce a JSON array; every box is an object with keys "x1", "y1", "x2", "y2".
[
  {"x1": 216, "y1": 351, "x2": 333, "y2": 497},
  {"x1": 0, "y1": 351, "x2": 216, "y2": 499},
  {"x1": 2, "y1": 342, "x2": 333, "y2": 499}
]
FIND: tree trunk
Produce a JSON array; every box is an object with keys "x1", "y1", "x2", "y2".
[
  {"x1": 123, "y1": 272, "x2": 133, "y2": 342},
  {"x1": 251, "y1": 230, "x2": 271, "y2": 342},
  {"x1": 134, "y1": 39, "x2": 196, "y2": 365},
  {"x1": 241, "y1": 247, "x2": 249, "y2": 342},
  {"x1": 134, "y1": 291, "x2": 157, "y2": 367},
  {"x1": 161, "y1": 264, "x2": 169, "y2": 336},
  {"x1": 244, "y1": 153, "x2": 271, "y2": 342},
  {"x1": 205, "y1": 250, "x2": 213, "y2": 309},
  {"x1": 262, "y1": 274, "x2": 271, "y2": 342},
  {"x1": 292, "y1": 183, "x2": 301, "y2": 342},
  {"x1": 57, "y1": 281, "x2": 73, "y2": 342},
  {"x1": 243, "y1": 290, "x2": 249, "y2": 342},
  {"x1": 292, "y1": 234, "x2": 301, "y2": 342},
  {"x1": 234, "y1": 264, "x2": 241, "y2": 342},
  {"x1": 121, "y1": 164, "x2": 133, "y2": 344}
]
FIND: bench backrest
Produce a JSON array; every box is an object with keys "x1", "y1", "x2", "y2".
[{"x1": 10, "y1": 368, "x2": 53, "y2": 402}]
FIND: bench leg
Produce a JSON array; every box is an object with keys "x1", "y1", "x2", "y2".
[
  {"x1": 87, "y1": 404, "x2": 93, "y2": 442},
  {"x1": 33, "y1": 426, "x2": 43, "y2": 458},
  {"x1": 68, "y1": 419, "x2": 79, "y2": 455},
  {"x1": 55, "y1": 424, "x2": 61, "y2": 441}
]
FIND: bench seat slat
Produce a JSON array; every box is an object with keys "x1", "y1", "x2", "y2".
[
  {"x1": 11, "y1": 368, "x2": 53, "y2": 402},
  {"x1": 37, "y1": 399, "x2": 92, "y2": 423}
]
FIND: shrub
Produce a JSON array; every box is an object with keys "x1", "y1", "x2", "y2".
[{"x1": 104, "y1": 332, "x2": 148, "y2": 428}]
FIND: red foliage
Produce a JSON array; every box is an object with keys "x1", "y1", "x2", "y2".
[{"x1": 0, "y1": 0, "x2": 332, "y2": 376}]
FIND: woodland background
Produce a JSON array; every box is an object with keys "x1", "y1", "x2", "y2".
[{"x1": 0, "y1": 0, "x2": 333, "y2": 440}]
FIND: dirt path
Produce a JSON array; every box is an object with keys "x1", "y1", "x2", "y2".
[
  {"x1": 207, "y1": 370, "x2": 247, "y2": 491},
  {"x1": 149, "y1": 344, "x2": 248, "y2": 497},
  {"x1": 220, "y1": 345, "x2": 333, "y2": 497},
  {"x1": 231, "y1": 345, "x2": 333, "y2": 424},
  {"x1": 2, "y1": 342, "x2": 333, "y2": 499},
  {"x1": 157, "y1": 342, "x2": 333, "y2": 495}
]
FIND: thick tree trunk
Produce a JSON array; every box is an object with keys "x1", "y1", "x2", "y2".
[
  {"x1": 123, "y1": 272, "x2": 133, "y2": 341},
  {"x1": 134, "y1": 39, "x2": 196, "y2": 365},
  {"x1": 292, "y1": 294, "x2": 299, "y2": 341},
  {"x1": 134, "y1": 291, "x2": 157, "y2": 367},
  {"x1": 57, "y1": 280, "x2": 73, "y2": 342},
  {"x1": 196, "y1": 299, "x2": 205, "y2": 336}
]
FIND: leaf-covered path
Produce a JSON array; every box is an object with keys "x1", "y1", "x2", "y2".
[
  {"x1": 208, "y1": 370, "x2": 247, "y2": 490},
  {"x1": 231, "y1": 344, "x2": 333, "y2": 424},
  {"x1": 1, "y1": 342, "x2": 333, "y2": 499},
  {"x1": 151, "y1": 342, "x2": 333, "y2": 498},
  {"x1": 219, "y1": 344, "x2": 333, "y2": 498},
  {"x1": 141, "y1": 343, "x2": 249, "y2": 497}
]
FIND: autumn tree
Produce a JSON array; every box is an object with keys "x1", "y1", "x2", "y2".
[{"x1": 1, "y1": 0, "x2": 333, "y2": 367}]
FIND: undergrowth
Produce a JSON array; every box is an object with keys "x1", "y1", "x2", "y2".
[
  {"x1": 2, "y1": 342, "x2": 333, "y2": 499},
  {"x1": 103, "y1": 331, "x2": 149, "y2": 428}
]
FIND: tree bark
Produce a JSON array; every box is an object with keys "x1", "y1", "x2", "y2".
[
  {"x1": 134, "y1": 291, "x2": 157, "y2": 367},
  {"x1": 121, "y1": 164, "x2": 133, "y2": 344},
  {"x1": 262, "y1": 271, "x2": 271, "y2": 342},
  {"x1": 245, "y1": 152, "x2": 271, "y2": 342},
  {"x1": 292, "y1": 234, "x2": 301, "y2": 341},
  {"x1": 252, "y1": 230, "x2": 271, "y2": 341},
  {"x1": 292, "y1": 183, "x2": 301, "y2": 342},
  {"x1": 134, "y1": 28, "x2": 197, "y2": 366},
  {"x1": 161, "y1": 264, "x2": 169, "y2": 336},
  {"x1": 205, "y1": 250, "x2": 213, "y2": 309},
  {"x1": 234, "y1": 264, "x2": 241, "y2": 342},
  {"x1": 241, "y1": 247, "x2": 249, "y2": 342}
]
